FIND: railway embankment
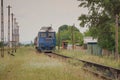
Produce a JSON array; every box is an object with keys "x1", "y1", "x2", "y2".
[
  {"x1": 56, "y1": 49, "x2": 120, "y2": 69},
  {"x1": 0, "y1": 47, "x2": 102, "y2": 80}
]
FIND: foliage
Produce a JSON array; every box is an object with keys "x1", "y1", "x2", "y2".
[
  {"x1": 78, "y1": 0, "x2": 120, "y2": 52},
  {"x1": 56, "y1": 25, "x2": 83, "y2": 46},
  {"x1": 83, "y1": 29, "x2": 92, "y2": 36},
  {"x1": 0, "y1": 42, "x2": 4, "y2": 48},
  {"x1": 59, "y1": 25, "x2": 69, "y2": 31}
]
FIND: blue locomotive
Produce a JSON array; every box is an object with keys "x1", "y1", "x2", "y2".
[{"x1": 34, "y1": 27, "x2": 56, "y2": 52}]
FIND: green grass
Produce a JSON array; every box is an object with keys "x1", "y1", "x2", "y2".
[
  {"x1": 56, "y1": 49, "x2": 120, "y2": 69},
  {"x1": 0, "y1": 47, "x2": 102, "y2": 80}
]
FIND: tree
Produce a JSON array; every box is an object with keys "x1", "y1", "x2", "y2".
[
  {"x1": 84, "y1": 29, "x2": 92, "y2": 36},
  {"x1": 78, "y1": 0, "x2": 120, "y2": 59},
  {"x1": 56, "y1": 25, "x2": 83, "y2": 46},
  {"x1": 0, "y1": 42, "x2": 4, "y2": 48}
]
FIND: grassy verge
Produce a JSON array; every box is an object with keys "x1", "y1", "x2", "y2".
[
  {"x1": 56, "y1": 49, "x2": 120, "y2": 69},
  {"x1": 0, "y1": 47, "x2": 103, "y2": 80}
]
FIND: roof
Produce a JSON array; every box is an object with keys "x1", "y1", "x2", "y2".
[
  {"x1": 39, "y1": 27, "x2": 55, "y2": 32},
  {"x1": 84, "y1": 37, "x2": 97, "y2": 44}
]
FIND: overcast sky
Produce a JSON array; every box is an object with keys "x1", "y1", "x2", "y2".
[{"x1": 0, "y1": 0, "x2": 88, "y2": 42}]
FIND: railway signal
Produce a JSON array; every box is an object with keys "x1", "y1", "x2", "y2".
[
  {"x1": 7, "y1": 5, "x2": 12, "y2": 54},
  {"x1": 1, "y1": 0, "x2": 4, "y2": 57}
]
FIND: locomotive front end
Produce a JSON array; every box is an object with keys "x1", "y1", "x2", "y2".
[{"x1": 37, "y1": 27, "x2": 56, "y2": 52}]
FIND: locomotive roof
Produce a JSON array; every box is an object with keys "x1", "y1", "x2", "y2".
[{"x1": 39, "y1": 27, "x2": 55, "y2": 32}]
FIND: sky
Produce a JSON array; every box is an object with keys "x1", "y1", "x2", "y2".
[{"x1": 0, "y1": 0, "x2": 88, "y2": 43}]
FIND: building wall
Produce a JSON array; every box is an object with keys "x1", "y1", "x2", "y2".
[{"x1": 87, "y1": 43, "x2": 102, "y2": 56}]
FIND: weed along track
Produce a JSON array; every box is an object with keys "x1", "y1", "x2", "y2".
[
  {"x1": 45, "y1": 52, "x2": 120, "y2": 80},
  {"x1": 1, "y1": 47, "x2": 103, "y2": 80}
]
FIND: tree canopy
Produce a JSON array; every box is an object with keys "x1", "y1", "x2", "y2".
[
  {"x1": 78, "y1": 0, "x2": 120, "y2": 53},
  {"x1": 56, "y1": 25, "x2": 83, "y2": 46}
]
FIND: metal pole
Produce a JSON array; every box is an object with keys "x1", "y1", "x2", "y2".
[
  {"x1": 7, "y1": 5, "x2": 11, "y2": 54},
  {"x1": 14, "y1": 19, "x2": 17, "y2": 52},
  {"x1": 17, "y1": 25, "x2": 19, "y2": 47},
  {"x1": 58, "y1": 28, "x2": 60, "y2": 50},
  {"x1": 73, "y1": 24, "x2": 75, "y2": 49},
  {"x1": 11, "y1": 13, "x2": 14, "y2": 53},
  {"x1": 1, "y1": 0, "x2": 4, "y2": 57},
  {"x1": 115, "y1": 14, "x2": 119, "y2": 60},
  {"x1": 71, "y1": 24, "x2": 75, "y2": 50}
]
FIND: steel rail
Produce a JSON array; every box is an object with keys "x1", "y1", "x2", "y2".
[{"x1": 46, "y1": 52, "x2": 120, "y2": 80}]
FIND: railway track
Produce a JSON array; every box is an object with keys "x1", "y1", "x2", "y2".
[{"x1": 45, "y1": 52, "x2": 120, "y2": 80}]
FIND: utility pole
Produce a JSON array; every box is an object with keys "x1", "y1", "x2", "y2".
[
  {"x1": 7, "y1": 5, "x2": 11, "y2": 54},
  {"x1": 58, "y1": 28, "x2": 60, "y2": 50},
  {"x1": 11, "y1": 13, "x2": 14, "y2": 53},
  {"x1": 17, "y1": 25, "x2": 20, "y2": 47},
  {"x1": 14, "y1": 18, "x2": 17, "y2": 52},
  {"x1": 1, "y1": 0, "x2": 4, "y2": 57},
  {"x1": 71, "y1": 24, "x2": 75, "y2": 50},
  {"x1": 115, "y1": 14, "x2": 119, "y2": 60}
]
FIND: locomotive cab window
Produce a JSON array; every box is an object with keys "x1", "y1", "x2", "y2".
[
  {"x1": 40, "y1": 32, "x2": 46, "y2": 37},
  {"x1": 48, "y1": 33, "x2": 55, "y2": 38}
]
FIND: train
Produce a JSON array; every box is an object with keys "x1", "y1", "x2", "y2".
[{"x1": 34, "y1": 27, "x2": 56, "y2": 52}]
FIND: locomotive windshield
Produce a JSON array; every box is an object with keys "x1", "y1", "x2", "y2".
[
  {"x1": 40, "y1": 32, "x2": 46, "y2": 37},
  {"x1": 48, "y1": 32, "x2": 55, "y2": 38},
  {"x1": 39, "y1": 32, "x2": 55, "y2": 38}
]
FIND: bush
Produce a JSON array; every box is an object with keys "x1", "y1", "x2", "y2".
[{"x1": 0, "y1": 42, "x2": 4, "y2": 48}]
